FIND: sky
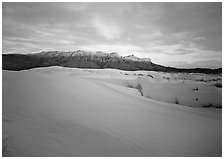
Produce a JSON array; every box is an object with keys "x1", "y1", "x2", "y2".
[{"x1": 2, "y1": 2, "x2": 222, "y2": 68}]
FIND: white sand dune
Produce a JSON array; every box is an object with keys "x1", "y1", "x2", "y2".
[{"x1": 2, "y1": 66, "x2": 222, "y2": 156}]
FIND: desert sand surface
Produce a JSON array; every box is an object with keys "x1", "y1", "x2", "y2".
[{"x1": 2, "y1": 66, "x2": 222, "y2": 156}]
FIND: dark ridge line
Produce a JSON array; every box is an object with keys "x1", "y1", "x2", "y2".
[{"x1": 2, "y1": 51, "x2": 222, "y2": 74}]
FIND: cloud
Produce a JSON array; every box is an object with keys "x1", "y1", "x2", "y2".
[
  {"x1": 134, "y1": 24, "x2": 147, "y2": 29},
  {"x1": 137, "y1": 29, "x2": 162, "y2": 40},
  {"x1": 2, "y1": 3, "x2": 222, "y2": 68},
  {"x1": 173, "y1": 31, "x2": 189, "y2": 39},
  {"x1": 92, "y1": 16, "x2": 121, "y2": 40},
  {"x1": 146, "y1": 44, "x2": 194, "y2": 55},
  {"x1": 194, "y1": 37, "x2": 207, "y2": 41},
  {"x1": 169, "y1": 60, "x2": 222, "y2": 69},
  {"x1": 144, "y1": 44, "x2": 221, "y2": 69},
  {"x1": 63, "y1": 3, "x2": 89, "y2": 12}
]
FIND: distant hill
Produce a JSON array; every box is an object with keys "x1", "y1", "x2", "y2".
[{"x1": 2, "y1": 50, "x2": 222, "y2": 74}]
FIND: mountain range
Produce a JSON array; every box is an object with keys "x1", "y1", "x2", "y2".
[{"x1": 2, "y1": 50, "x2": 221, "y2": 74}]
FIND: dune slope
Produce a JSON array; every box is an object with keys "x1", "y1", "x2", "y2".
[{"x1": 2, "y1": 67, "x2": 222, "y2": 157}]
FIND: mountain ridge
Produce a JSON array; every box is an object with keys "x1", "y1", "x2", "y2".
[
  {"x1": 35, "y1": 50, "x2": 151, "y2": 62},
  {"x1": 2, "y1": 50, "x2": 221, "y2": 74}
]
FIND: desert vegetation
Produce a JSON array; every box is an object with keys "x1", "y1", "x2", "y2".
[
  {"x1": 147, "y1": 74, "x2": 153, "y2": 78},
  {"x1": 174, "y1": 98, "x2": 179, "y2": 104},
  {"x1": 214, "y1": 82, "x2": 222, "y2": 88},
  {"x1": 202, "y1": 103, "x2": 222, "y2": 108},
  {"x1": 127, "y1": 83, "x2": 143, "y2": 96}
]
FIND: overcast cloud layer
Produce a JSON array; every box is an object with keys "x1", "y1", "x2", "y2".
[{"x1": 2, "y1": 2, "x2": 222, "y2": 68}]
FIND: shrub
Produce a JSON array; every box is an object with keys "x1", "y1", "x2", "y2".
[
  {"x1": 127, "y1": 83, "x2": 134, "y2": 88},
  {"x1": 136, "y1": 83, "x2": 143, "y2": 96},
  {"x1": 147, "y1": 74, "x2": 153, "y2": 78},
  {"x1": 214, "y1": 83, "x2": 222, "y2": 88},
  {"x1": 127, "y1": 83, "x2": 143, "y2": 96},
  {"x1": 193, "y1": 87, "x2": 199, "y2": 91},
  {"x1": 202, "y1": 103, "x2": 222, "y2": 108},
  {"x1": 174, "y1": 98, "x2": 179, "y2": 104}
]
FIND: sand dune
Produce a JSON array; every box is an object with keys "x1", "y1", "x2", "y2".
[{"x1": 2, "y1": 66, "x2": 222, "y2": 156}]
